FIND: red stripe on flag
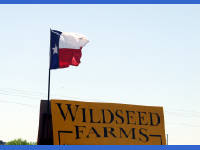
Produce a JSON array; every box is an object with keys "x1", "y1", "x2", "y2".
[{"x1": 59, "y1": 48, "x2": 82, "y2": 68}]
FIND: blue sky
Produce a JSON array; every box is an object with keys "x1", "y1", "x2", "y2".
[{"x1": 0, "y1": 4, "x2": 200, "y2": 144}]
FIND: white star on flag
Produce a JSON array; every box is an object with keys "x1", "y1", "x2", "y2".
[{"x1": 52, "y1": 45, "x2": 58, "y2": 54}]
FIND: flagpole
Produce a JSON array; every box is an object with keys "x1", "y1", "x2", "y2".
[
  {"x1": 47, "y1": 67, "x2": 51, "y2": 114},
  {"x1": 47, "y1": 29, "x2": 52, "y2": 114}
]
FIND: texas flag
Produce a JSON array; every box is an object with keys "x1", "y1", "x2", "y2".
[{"x1": 50, "y1": 30, "x2": 89, "y2": 69}]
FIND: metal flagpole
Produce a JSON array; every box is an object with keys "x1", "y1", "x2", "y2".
[
  {"x1": 47, "y1": 66, "x2": 51, "y2": 114},
  {"x1": 47, "y1": 29, "x2": 52, "y2": 114}
]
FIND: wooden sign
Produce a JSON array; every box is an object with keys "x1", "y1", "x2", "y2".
[{"x1": 51, "y1": 99, "x2": 166, "y2": 145}]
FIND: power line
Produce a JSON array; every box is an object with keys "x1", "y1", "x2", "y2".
[
  {"x1": 0, "y1": 100, "x2": 37, "y2": 108},
  {"x1": 1, "y1": 87, "x2": 200, "y2": 119}
]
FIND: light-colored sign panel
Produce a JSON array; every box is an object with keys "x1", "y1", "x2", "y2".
[{"x1": 51, "y1": 99, "x2": 166, "y2": 145}]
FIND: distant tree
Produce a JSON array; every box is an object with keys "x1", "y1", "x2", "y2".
[
  {"x1": 6, "y1": 138, "x2": 36, "y2": 145},
  {"x1": 0, "y1": 140, "x2": 5, "y2": 145}
]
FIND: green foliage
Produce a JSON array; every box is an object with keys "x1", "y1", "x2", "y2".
[{"x1": 6, "y1": 138, "x2": 36, "y2": 145}]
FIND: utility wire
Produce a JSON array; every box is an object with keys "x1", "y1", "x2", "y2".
[
  {"x1": 1, "y1": 87, "x2": 200, "y2": 118},
  {"x1": 0, "y1": 100, "x2": 37, "y2": 108}
]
